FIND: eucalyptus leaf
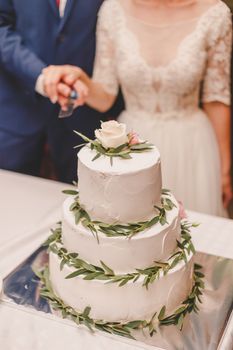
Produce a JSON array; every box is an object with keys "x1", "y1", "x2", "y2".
[
  {"x1": 73, "y1": 130, "x2": 92, "y2": 143},
  {"x1": 177, "y1": 314, "x2": 184, "y2": 330},
  {"x1": 84, "y1": 319, "x2": 94, "y2": 332},
  {"x1": 190, "y1": 242, "x2": 196, "y2": 254},
  {"x1": 84, "y1": 272, "x2": 104, "y2": 280},
  {"x1": 92, "y1": 153, "x2": 101, "y2": 162},
  {"x1": 100, "y1": 261, "x2": 114, "y2": 276},
  {"x1": 70, "y1": 202, "x2": 78, "y2": 211},
  {"x1": 81, "y1": 261, "x2": 97, "y2": 272},
  {"x1": 119, "y1": 154, "x2": 132, "y2": 160},
  {"x1": 75, "y1": 210, "x2": 82, "y2": 225},
  {"x1": 126, "y1": 320, "x2": 144, "y2": 329},
  {"x1": 194, "y1": 263, "x2": 203, "y2": 270},
  {"x1": 69, "y1": 253, "x2": 79, "y2": 259},
  {"x1": 114, "y1": 143, "x2": 128, "y2": 152},
  {"x1": 158, "y1": 306, "x2": 166, "y2": 320},
  {"x1": 60, "y1": 259, "x2": 66, "y2": 271},
  {"x1": 119, "y1": 278, "x2": 131, "y2": 287},
  {"x1": 162, "y1": 188, "x2": 171, "y2": 195},
  {"x1": 83, "y1": 306, "x2": 91, "y2": 318},
  {"x1": 174, "y1": 306, "x2": 187, "y2": 315},
  {"x1": 62, "y1": 309, "x2": 67, "y2": 318},
  {"x1": 62, "y1": 189, "x2": 78, "y2": 195},
  {"x1": 130, "y1": 143, "x2": 153, "y2": 150},
  {"x1": 65, "y1": 270, "x2": 85, "y2": 279}
]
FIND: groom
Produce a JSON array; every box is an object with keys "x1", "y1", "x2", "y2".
[{"x1": 0, "y1": 0, "x2": 123, "y2": 182}]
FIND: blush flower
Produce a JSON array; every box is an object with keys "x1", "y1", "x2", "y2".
[
  {"x1": 178, "y1": 201, "x2": 187, "y2": 220},
  {"x1": 128, "y1": 131, "x2": 140, "y2": 146}
]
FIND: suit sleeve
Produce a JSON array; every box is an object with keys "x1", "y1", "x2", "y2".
[{"x1": 0, "y1": 0, "x2": 47, "y2": 91}]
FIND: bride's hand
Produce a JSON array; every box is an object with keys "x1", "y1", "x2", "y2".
[
  {"x1": 222, "y1": 173, "x2": 233, "y2": 209},
  {"x1": 42, "y1": 65, "x2": 87, "y2": 106},
  {"x1": 56, "y1": 78, "x2": 89, "y2": 110}
]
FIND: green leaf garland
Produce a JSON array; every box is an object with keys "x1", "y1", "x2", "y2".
[
  {"x1": 39, "y1": 263, "x2": 204, "y2": 339},
  {"x1": 46, "y1": 220, "x2": 196, "y2": 289}
]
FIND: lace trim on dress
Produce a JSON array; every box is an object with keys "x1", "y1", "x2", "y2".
[{"x1": 202, "y1": 2, "x2": 232, "y2": 105}]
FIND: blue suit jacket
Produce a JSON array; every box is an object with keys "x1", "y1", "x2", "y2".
[{"x1": 0, "y1": 0, "x2": 122, "y2": 136}]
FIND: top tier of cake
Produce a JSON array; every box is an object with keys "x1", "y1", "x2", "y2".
[{"x1": 78, "y1": 146, "x2": 162, "y2": 224}]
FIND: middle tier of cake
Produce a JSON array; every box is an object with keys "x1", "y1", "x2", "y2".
[{"x1": 62, "y1": 193, "x2": 180, "y2": 274}]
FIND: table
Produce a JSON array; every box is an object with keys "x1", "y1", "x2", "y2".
[{"x1": 0, "y1": 170, "x2": 233, "y2": 350}]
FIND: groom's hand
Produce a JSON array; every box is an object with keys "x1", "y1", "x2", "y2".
[
  {"x1": 56, "y1": 79, "x2": 88, "y2": 111},
  {"x1": 42, "y1": 65, "x2": 88, "y2": 109},
  {"x1": 43, "y1": 65, "x2": 73, "y2": 103}
]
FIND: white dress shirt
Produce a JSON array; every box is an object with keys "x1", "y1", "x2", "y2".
[
  {"x1": 35, "y1": 0, "x2": 68, "y2": 96},
  {"x1": 59, "y1": 0, "x2": 67, "y2": 18}
]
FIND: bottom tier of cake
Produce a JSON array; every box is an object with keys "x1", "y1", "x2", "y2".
[{"x1": 49, "y1": 249, "x2": 194, "y2": 323}]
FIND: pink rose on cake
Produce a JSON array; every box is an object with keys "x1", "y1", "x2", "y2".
[
  {"x1": 95, "y1": 120, "x2": 129, "y2": 149},
  {"x1": 178, "y1": 201, "x2": 187, "y2": 220},
  {"x1": 128, "y1": 131, "x2": 140, "y2": 146}
]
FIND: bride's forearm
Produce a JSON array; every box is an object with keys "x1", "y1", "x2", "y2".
[
  {"x1": 203, "y1": 102, "x2": 231, "y2": 176},
  {"x1": 81, "y1": 71, "x2": 116, "y2": 112},
  {"x1": 204, "y1": 101, "x2": 233, "y2": 207}
]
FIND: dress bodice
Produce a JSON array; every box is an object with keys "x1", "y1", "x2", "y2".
[{"x1": 93, "y1": 0, "x2": 232, "y2": 117}]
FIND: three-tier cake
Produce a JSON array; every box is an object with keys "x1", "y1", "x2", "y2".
[{"x1": 41, "y1": 121, "x2": 203, "y2": 340}]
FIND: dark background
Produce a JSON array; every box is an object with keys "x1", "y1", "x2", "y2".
[
  {"x1": 223, "y1": 0, "x2": 233, "y2": 216},
  {"x1": 224, "y1": 0, "x2": 233, "y2": 9}
]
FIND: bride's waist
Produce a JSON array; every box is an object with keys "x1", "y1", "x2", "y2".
[{"x1": 121, "y1": 108, "x2": 206, "y2": 121}]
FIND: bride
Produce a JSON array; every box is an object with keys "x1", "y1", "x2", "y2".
[{"x1": 43, "y1": 0, "x2": 232, "y2": 216}]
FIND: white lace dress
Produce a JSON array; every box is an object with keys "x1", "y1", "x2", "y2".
[{"x1": 93, "y1": 0, "x2": 232, "y2": 216}]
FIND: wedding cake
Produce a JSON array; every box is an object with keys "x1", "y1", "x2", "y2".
[{"x1": 41, "y1": 121, "x2": 203, "y2": 339}]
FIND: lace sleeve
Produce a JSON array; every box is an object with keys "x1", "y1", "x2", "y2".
[
  {"x1": 92, "y1": 2, "x2": 119, "y2": 96},
  {"x1": 202, "y1": 7, "x2": 232, "y2": 105}
]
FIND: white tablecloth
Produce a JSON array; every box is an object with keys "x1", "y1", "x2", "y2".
[
  {"x1": 0, "y1": 170, "x2": 233, "y2": 350},
  {"x1": 0, "y1": 300, "x2": 159, "y2": 350},
  {"x1": 0, "y1": 170, "x2": 64, "y2": 278}
]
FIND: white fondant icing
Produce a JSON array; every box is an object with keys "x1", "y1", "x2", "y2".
[
  {"x1": 62, "y1": 195, "x2": 181, "y2": 274},
  {"x1": 49, "y1": 251, "x2": 194, "y2": 323},
  {"x1": 77, "y1": 146, "x2": 162, "y2": 223}
]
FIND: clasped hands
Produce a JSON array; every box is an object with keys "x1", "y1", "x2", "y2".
[{"x1": 42, "y1": 65, "x2": 89, "y2": 110}]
